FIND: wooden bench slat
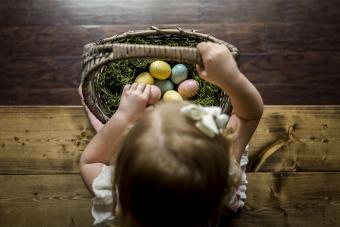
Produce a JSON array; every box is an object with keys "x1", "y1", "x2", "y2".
[
  {"x1": 233, "y1": 172, "x2": 340, "y2": 226},
  {"x1": 0, "y1": 106, "x2": 93, "y2": 174},
  {"x1": 0, "y1": 173, "x2": 339, "y2": 227},
  {"x1": 0, "y1": 106, "x2": 339, "y2": 174},
  {"x1": 248, "y1": 106, "x2": 340, "y2": 172},
  {"x1": 0, "y1": 174, "x2": 92, "y2": 227}
]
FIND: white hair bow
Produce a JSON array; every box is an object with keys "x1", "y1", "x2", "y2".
[{"x1": 180, "y1": 104, "x2": 229, "y2": 138}]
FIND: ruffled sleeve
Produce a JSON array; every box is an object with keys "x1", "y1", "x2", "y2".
[
  {"x1": 223, "y1": 144, "x2": 249, "y2": 212},
  {"x1": 91, "y1": 165, "x2": 116, "y2": 226}
]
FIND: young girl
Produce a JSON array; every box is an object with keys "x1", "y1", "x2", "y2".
[{"x1": 79, "y1": 42, "x2": 263, "y2": 227}]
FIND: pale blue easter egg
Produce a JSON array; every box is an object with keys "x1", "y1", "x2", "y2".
[
  {"x1": 154, "y1": 79, "x2": 175, "y2": 94},
  {"x1": 170, "y1": 64, "x2": 188, "y2": 84}
]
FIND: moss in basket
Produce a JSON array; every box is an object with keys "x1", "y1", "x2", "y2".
[
  {"x1": 96, "y1": 36, "x2": 221, "y2": 117},
  {"x1": 96, "y1": 58, "x2": 155, "y2": 115}
]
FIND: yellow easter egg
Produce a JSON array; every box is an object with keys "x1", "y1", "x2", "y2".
[
  {"x1": 135, "y1": 72, "x2": 154, "y2": 85},
  {"x1": 149, "y1": 60, "x2": 171, "y2": 80},
  {"x1": 163, "y1": 90, "x2": 183, "y2": 102}
]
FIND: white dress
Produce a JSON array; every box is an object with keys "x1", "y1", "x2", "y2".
[
  {"x1": 222, "y1": 145, "x2": 249, "y2": 213},
  {"x1": 91, "y1": 146, "x2": 249, "y2": 226},
  {"x1": 92, "y1": 165, "x2": 116, "y2": 226}
]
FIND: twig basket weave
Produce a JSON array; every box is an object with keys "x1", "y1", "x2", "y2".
[{"x1": 81, "y1": 26, "x2": 240, "y2": 123}]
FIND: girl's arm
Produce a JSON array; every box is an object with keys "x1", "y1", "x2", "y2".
[
  {"x1": 196, "y1": 42, "x2": 264, "y2": 161},
  {"x1": 79, "y1": 83, "x2": 151, "y2": 194},
  {"x1": 222, "y1": 71, "x2": 263, "y2": 162}
]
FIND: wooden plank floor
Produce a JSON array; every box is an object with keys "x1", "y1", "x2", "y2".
[
  {"x1": 0, "y1": 0, "x2": 340, "y2": 105},
  {"x1": 0, "y1": 106, "x2": 339, "y2": 226}
]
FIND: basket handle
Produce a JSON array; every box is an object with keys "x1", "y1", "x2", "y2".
[{"x1": 111, "y1": 43, "x2": 204, "y2": 67}]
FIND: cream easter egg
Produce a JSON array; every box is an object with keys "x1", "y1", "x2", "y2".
[
  {"x1": 135, "y1": 72, "x2": 154, "y2": 85},
  {"x1": 154, "y1": 79, "x2": 174, "y2": 94},
  {"x1": 178, "y1": 79, "x2": 199, "y2": 99},
  {"x1": 148, "y1": 85, "x2": 162, "y2": 105},
  {"x1": 163, "y1": 90, "x2": 183, "y2": 102},
  {"x1": 149, "y1": 60, "x2": 171, "y2": 80}
]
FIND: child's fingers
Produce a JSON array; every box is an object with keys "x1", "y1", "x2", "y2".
[
  {"x1": 197, "y1": 42, "x2": 211, "y2": 55},
  {"x1": 136, "y1": 83, "x2": 146, "y2": 93},
  {"x1": 197, "y1": 42, "x2": 213, "y2": 69},
  {"x1": 195, "y1": 64, "x2": 207, "y2": 78},
  {"x1": 146, "y1": 105, "x2": 154, "y2": 112},
  {"x1": 130, "y1": 83, "x2": 138, "y2": 90},
  {"x1": 195, "y1": 64, "x2": 203, "y2": 74},
  {"x1": 123, "y1": 84, "x2": 131, "y2": 92},
  {"x1": 143, "y1": 85, "x2": 151, "y2": 99}
]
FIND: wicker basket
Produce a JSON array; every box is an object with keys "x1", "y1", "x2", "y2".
[{"x1": 80, "y1": 26, "x2": 240, "y2": 123}]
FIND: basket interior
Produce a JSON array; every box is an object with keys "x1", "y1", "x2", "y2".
[{"x1": 93, "y1": 34, "x2": 224, "y2": 118}]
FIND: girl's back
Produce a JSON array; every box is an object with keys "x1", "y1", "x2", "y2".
[{"x1": 79, "y1": 42, "x2": 264, "y2": 226}]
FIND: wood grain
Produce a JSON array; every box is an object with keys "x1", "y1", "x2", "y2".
[
  {"x1": 0, "y1": 0, "x2": 200, "y2": 26},
  {"x1": 0, "y1": 57, "x2": 81, "y2": 89},
  {"x1": 200, "y1": 0, "x2": 340, "y2": 24},
  {"x1": 262, "y1": 0, "x2": 340, "y2": 24},
  {"x1": 0, "y1": 173, "x2": 339, "y2": 226},
  {"x1": 249, "y1": 85, "x2": 340, "y2": 105},
  {"x1": 240, "y1": 52, "x2": 340, "y2": 104},
  {"x1": 240, "y1": 52, "x2": 340, "y2": 85},
  {"x1": 0, "y1": 24, "x2": 265, "y2": 57},
  {"x1": 0, "y1": 106, "x2": 94, "y2": 174},
  {"x1": 1, "y1": 51, "x2": 340, "y2": 105},
  {"x1": 0, "y1": 175, "x2": 92, "y2": 227},
  {"x1": 0, "y1": 106, "x2": 339, "y2": 174},
  {"x1": 0, "y1": 1, "x2": 339, "y2": 226},
  {"x1": 248, "y1": 106, "x2": 340, "y2": 172},
  {"x1": 230, "y1": 172, "x2": 340, "y2": 226},
  {"x1": 2, "y1": 53, "x2": 340, "y2": 90},
  {"x1": 1, "y1": 0, "x2": 339, "y2": 26},
  {"x1": 0, "y1": 0, "x2": 340, "y2": 105},
  {"x1": 2, "y1": 22, "x2": 338, "y2": 57},
  {"x1": 0, "y1": 88, "x2": 82, "y2": 105},
  {"x1": 266, "y1": 23, "x2": 340, "y2": 52},
  {"x1": 0, "y1": 57, "x2": 81, "y2": 105}
]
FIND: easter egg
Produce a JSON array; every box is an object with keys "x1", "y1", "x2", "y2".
[
  {"x1": 154, "y1": 79, "x2": 174, "y2": 94},
  {"x1": 135, "y1": 72, "x2": 154, "y2": 85},
  {"x1": 170, "y1": 64, "x2": 188, "y2": 84},
  {"x1": 178, "y1": 79, "x2": 199, "y2": 99},
  {"x1": 148, "y1": 85, "x2": 162, "y2": 105},
  {"x1": 149, "y1": 60, "x2": 171, "y2": 80},
  {"x1": 163, "y1": 90, "x2": 183, "y2": 102}
]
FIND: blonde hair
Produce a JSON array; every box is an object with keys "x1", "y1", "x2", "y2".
[{"x1": 114, "y1": 102, "x2": 240, "y2": 227}]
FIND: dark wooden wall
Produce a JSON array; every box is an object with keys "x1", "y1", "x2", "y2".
[{"x1": 0, "y1": 0, "x2": 339, "y2": 105}]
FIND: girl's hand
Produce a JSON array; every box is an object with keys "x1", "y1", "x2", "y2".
[
  {"x1": 116, "y1": 83, "x2": 151, "y2": 123},
  {"x1": 196, "y1": 42, "x2": 241, "y2": 88}
]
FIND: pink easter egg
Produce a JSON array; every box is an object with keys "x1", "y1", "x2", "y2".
[
  {"x1": 178, "y1": 79, "x2": 199, "y2": 99},
  {"x1": 148, "y1": 85, "x2": 162, "y2": 104}
]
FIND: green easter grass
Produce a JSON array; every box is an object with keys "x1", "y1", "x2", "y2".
[{"x1": 96, "y1": 35, "x2": 221, "y2": 117}]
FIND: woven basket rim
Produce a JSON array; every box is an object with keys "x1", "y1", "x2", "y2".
[{"x1": 81, "y1": 26, "x2": 236, "y2": 123}]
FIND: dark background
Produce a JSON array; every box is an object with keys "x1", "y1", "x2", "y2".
[{"x1": 1, "y1": 0, "x2": 339, "y2": 105}]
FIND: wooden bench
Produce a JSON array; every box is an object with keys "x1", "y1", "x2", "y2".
[{"x1": 0, "y1": 106, "x2": 339, "y2": 226}]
